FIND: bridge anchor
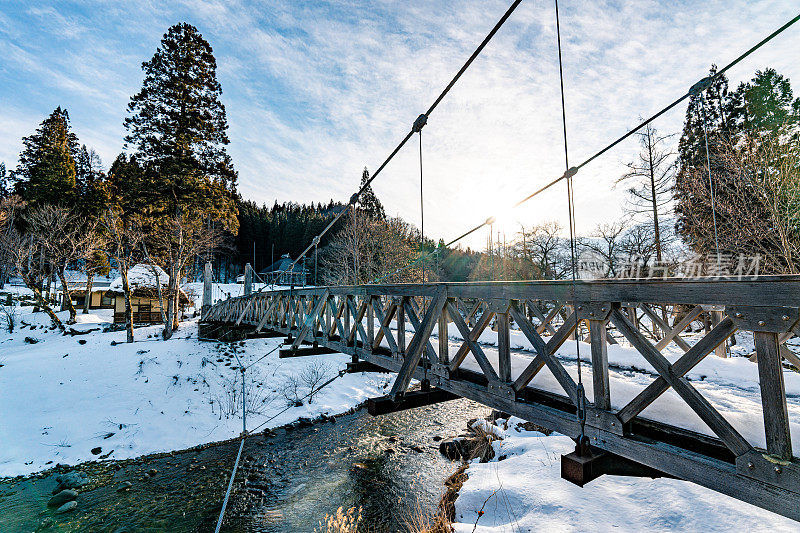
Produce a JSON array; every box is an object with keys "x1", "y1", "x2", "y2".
[{"x1": 561, "y1": 444, "x2": 673, "y2": 487}]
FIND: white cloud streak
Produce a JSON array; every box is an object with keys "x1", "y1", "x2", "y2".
[{"x1": 0, "y1": 0, "x2": 798, "y2": 248}]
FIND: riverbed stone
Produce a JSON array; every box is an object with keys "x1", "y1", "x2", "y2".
[
  {"x1": 438, "y1": 438, "x2": 461, "y2": 460},
  {"x1": 116, "y1": 481, "x2": 132, "y2": 492},
  {"x1": 48, "y1": 489, "x2": 78, "y2": 507},
  {"x1": 53, "y1": 471, "x2": 88, "y2": 491},
  {"x1": 55, "y1": 500, "x2": 78, "y2": 514}
]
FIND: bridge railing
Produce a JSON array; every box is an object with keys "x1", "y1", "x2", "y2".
[{"x1": 203, "y1": 276, "x2": 800, "y2": 521}]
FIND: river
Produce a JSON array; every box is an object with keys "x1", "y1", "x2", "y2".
[{"x1": 0, "y1": 398, "x2": 489, "y2": 532}]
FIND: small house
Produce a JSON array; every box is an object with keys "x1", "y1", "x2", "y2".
[
  {"x1": 259, "y1": 253, "x2": 309, "y2": 286},
  {"x1": 106, "y1": 264, "x2": 191, "y2": 324},
  {"x1": 64, "y1": 274, "x2": 115, "y2": 310}
]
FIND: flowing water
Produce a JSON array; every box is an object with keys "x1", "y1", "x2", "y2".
[{"x1": 0, "y1": 399, "x2": 489, "y2": 532}]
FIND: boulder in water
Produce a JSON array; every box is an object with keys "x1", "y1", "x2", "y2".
[
  {"x1": 48, "y1": 489, "x2": 78, "y2": 507},
  {"x1": 55, "y1": 500, "x2": 78, "y2": 514}
]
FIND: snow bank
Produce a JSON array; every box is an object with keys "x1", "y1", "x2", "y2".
[
  {"x1": 452, "y1": 418, "x2": 799, "y2": 532},
  {"x1": 0, "y1": 290, "x2": 392, "y2": 477}
]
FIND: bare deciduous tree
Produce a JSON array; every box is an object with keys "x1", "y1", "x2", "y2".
[
  {"x1": 147, "y1": 213, "x2": 225, "y2": 339},
  {"x1": 102, "y1": 208, "x2": 144, "y2": 343}
]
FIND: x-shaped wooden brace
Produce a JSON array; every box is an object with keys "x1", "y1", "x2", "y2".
[
  {"x1": 527, "y1": 300, "x2": 559, "y2": 335},
  {"x1": 371, "y1": 298, "x2": 398, "y2": 354},
  {"x1": 390, "y1": 290, "x2": 447, "y2": 401},
  {"x1": 255, "y1": 295, "x2": 280, "y2": 332},
  {"x1": 448, "y1": 305, "x2": 494, "y2": 372},
  {"x1": 617, "y1": 315, "x2": 738, "y2": 424},
  {"x1": 610, "y1": 307, "x2": 752, "y2": 457},
  {"x1": 404, "y1": 298, "x2": 439, "y2": 364},
  {"x1": 327, "y1": 297, "x2": 347, "y2": 341},
  {"x1": 290, "y1": 290, "x2": 330, "y2": 349},
  {"x1": 347, "y1": 296, "x2": 369, "y2": 347},
  {"x1": 508, "y1": 302, "x2": 578, "y2": 404},
  {"x1": 446, "y1": 300, "x2": 500, "y2": 383}
]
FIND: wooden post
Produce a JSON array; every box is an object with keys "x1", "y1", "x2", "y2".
[
  {"x1": 753, "y1": 331, "x2": 792, "y2": 460},
  {"x1": 711, "y1": 310, "x2": 727, "y2": 357},
  {"x1": 344, "y1": 295, "x2": 351, "y2": 346},
  {"x1": 397, "y1": 297, "x2": 406, "y2": 358},
  {"x1": 202, "y1": 262, "x2": 212, "y2": 319},
  {"x1": 589, "y1": 319, "x2": 611, "y2": 410},
  {"x1": 244, "y1": 263, "x2": 253, "y2": 296},
  {"x1": 497, "y1": 312, "x2": 511, "y2": 382},
  {"x1": 366, "y1": 296, "x2": 374, "y2": 354},
  {"x1": 438, "y1": 302, "x2": 449, "y2": 365}
]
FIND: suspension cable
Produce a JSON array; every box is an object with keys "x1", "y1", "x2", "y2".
[
  {"x1": 699, "y1": 93, "x2": 721, "y2": 265},
  {"x1": 553, "y1": 0, "x2": 587, "y2": 452},
  {"x1": 267, "y1": 0, "x2": 524, "y2": 284},
  {"x1": 365, "y1": 12, "x2": 800, "y2": 284}
]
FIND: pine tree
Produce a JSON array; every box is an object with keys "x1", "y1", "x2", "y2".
[
  {"x1": 675, "y1": 66, "x2": 800, "y2": 265},
  {"x1": 16, "y1": 107, "x2": 79, "y2": 206},
  {"x1": 124, "y1": 23, "x2": 238, "y2": 337},
  {"x1": 357, "y1": 167, "x2": 385, "y2": 220},
  {"x1": 124, "y1": 22, "x2": 238, "y2": 227}
]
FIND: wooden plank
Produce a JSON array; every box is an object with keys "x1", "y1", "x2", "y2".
[
  {"x1": 397, "y1": 298, "x2": 406, "y2": 355},
  {"x1": 610, "y1": 308, "x2": 752, "y2": 457},
  {"x1": 589, "y1": 319, "x2": 610, "y2": 410},
  {"x1": 368, "y1": 388, "x2": 460, "y2": 415},
  {"x1": 438, "y1": 303, "x2": 450, "y2": 364},
  {"x1": 618, "y1": 317, "x2": 737, "y2": 423},
  {"x1": 497, "y1": 312, "x2": 511, "y2": 382},
  {"x1": 753, "y1": 331, "x2": 792, "y2": 460},
  {"x1": 389, "y1": 290, "x2": 446, "y2": 400}
]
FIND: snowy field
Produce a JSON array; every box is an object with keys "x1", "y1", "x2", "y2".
[
  {"x1": 451, "y1": 418, "x2": 799, "y2": 532},
  {"x1": 0, "y1": 284, "x2": 392, "y2": 477}
]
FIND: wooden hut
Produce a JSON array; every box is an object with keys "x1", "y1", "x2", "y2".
[{"x1": 106, "y1": 264, "x2": 191, "y2": 324}]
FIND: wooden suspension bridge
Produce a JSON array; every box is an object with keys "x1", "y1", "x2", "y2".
[{"x1": 201, "y1": 269, "x2": 800, "y2": 521}]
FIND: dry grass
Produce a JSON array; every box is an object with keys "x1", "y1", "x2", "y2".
[
  {"x1": 316, "y1": 506, "x2": 362, "y2": 533},
  {"x1": 405, "y1": 463, "x2": 470, "y2": 533}
]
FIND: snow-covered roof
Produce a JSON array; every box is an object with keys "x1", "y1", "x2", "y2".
[{"x1": 109, "y1": 264, "x2": 169, "y2": 293}]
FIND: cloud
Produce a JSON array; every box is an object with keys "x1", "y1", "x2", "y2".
[{"x1": 1, "y1": 0, "x2": 798, "y2": 249}]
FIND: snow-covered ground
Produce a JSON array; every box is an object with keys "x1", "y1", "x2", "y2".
[
  {"x1": 0, "y1": 285, "x2": 391, "y2": 477},
  {"x1": 451, "y1": 418, "x2": 799, "y2": 532}
]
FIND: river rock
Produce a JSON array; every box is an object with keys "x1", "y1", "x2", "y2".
[
  {"x1": 53, "y1": 472, "x2": 88, "y2": 492},
  {"x1": 438, "y1": 438, "x2": 462, "y2": 460},
  {"x1": 91, "y1": 447, "x2": 102, "y2": 455},
  {"x1": 48, "y1": 489, "x2": 78, "y2": 507},
  {"x1": 55, "y1": 500, "x2": 78, "y2": 514},
  {"x1": 116, "y1": 481, "x2": 132, "y2": 492}
]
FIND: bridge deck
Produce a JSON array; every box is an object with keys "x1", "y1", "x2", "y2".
[{"x1": 202, "y1": 277, "x2": 800, "y2": 521}]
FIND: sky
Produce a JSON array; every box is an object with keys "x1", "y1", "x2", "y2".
[{"x1": 0, "y1": 0, "x2": 798, "y2": 249}]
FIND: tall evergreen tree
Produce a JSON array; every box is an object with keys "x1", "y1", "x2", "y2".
[
  {"x1": 675, "y1": 65, "x2": 800, "y2": 263},
  {"x1": 15, "y1": 107, "x2": 79, "y2": 206},
  {"x1": 124, "y1": 22, "x2": 238, "y2": 337},
  {"x1": 124, "y1": 22, "x2": 238, "y2": 227},
  {"x1": 357, "y1": 167, "x2": 385, "y2": 220}
]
